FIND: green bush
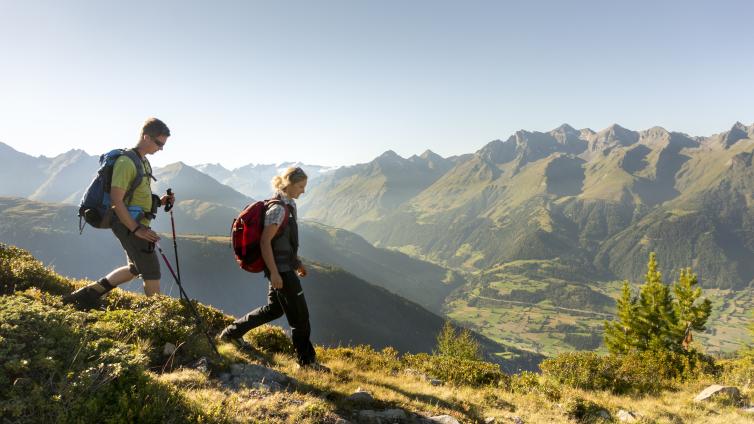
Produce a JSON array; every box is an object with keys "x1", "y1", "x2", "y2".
[
  {"x1": 435, "y1": 321, "x2": 481, "y2": 361},
  {"x1": 402, "y1": 352, "x2": 505, "y2": 387},
  {"x1": 720, "y1": 354, "x2": 754, "y2": 387},
  {"x1": 562, "y1": 396, "x2": 610, "y2": 423},
  {"x1": 540, "y1": 352, "x2": 617, "y2": 392},
  {"x1": 507, "y1": 370, "x2": 562, "y2": 401},
  {"x1": 245, "y1": 324, "x2": 295, "y2": 355},
  {"x1": 0, "y1": 243, "x2": 71, "y2": 295},
  {"x1": 541, "y1": 350, "x2": 718, "y2": 394},
  {"x1": 0, "y1": 294, "x2": 205, "y2": 423},
  {"x1": 318, "y1": 345, "x2": 401, "y2": 373},
  {"x1": 94, "y1": 294, "x2": 232, "y2": 364}
]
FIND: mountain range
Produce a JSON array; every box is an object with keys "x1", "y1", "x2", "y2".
[
  {"x1": 300, "y1": 122, "x2": 754, "y2": 291},
  {"x1": 195, "y1": 162, "x2": 336, "y2": 199},
  {"x1": 3, "y1": 121, "x2": 753, "y2": 357},
  {"x1": 0, "y1": 143, "x2": 331, "y2": 231}
]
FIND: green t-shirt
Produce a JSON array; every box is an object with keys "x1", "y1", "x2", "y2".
[{"x1": 111, "y1": 154, "x2": 153, "y2": 225}]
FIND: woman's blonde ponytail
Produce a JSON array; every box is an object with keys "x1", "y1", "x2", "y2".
[{"x1": 271, "y1": 167, "x2": 308, "y2": 193}]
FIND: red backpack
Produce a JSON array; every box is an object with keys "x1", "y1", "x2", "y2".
[{"x1": 231, "y1": 199, "x2": 289, "y2": 273}]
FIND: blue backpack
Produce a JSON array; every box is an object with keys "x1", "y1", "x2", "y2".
[{"x1": 78, "y1": 148, "x2": 145, "y2": 232}]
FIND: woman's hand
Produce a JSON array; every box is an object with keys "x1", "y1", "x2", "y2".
[
  {"x1": 296, "y1": 264, "x2": 307, "y2": 278},
  {"x1": 270, "y1": 272, "x2": 284, "y2": 289}
]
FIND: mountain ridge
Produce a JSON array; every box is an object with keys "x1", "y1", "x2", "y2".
[{"x1": 301, "y1": 122, "x2": 754, "y2": 292}]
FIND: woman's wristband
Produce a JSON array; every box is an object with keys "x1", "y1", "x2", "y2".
[{"x1": 129, "y1": 224, "x2": 144, "y2": 235}]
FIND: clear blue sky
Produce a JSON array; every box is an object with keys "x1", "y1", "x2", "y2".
[{"x1": 1, "y1": 0, "x2": 752, "y2": 168}]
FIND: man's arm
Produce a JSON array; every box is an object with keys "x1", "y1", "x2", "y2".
[{"x1": 111, "y1": 186, "x2": 159, "y2": 242}]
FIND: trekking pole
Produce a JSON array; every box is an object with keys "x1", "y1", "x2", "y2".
[
  {"x1": 165, "y1": 188, "x2": 182, "y2": 284},
  {"x1": 155, "y1": 242, "x2": 220, "y2": 357}
]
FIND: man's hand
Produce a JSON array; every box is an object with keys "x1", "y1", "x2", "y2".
[
  {"x1": 296, "y1": 264, "x2": 307, "y2": 278},
  {"x1": 270, "y1": 272, "x2": 284, "y2": 289},
  {"x1": 161, "y1": 192, "x2": 175, "y2": 206},
  {"x1": 134, "y1": 226, "x2": 160, "y2": 242}
]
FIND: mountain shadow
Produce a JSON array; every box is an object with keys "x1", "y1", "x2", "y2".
[{"x1": 544, "y1": 155, "x2": 585, "y2": 196}]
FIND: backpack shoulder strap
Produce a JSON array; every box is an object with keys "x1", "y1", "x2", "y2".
[
  {"x1": 121, "y1": 149, "x2": 145, "y2": 205},
  {"x1": 265, "y1": 198, "x2": 290, "y2": 232}
]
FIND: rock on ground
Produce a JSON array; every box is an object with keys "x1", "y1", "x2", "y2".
[
  {"x1": 347, "y1": 388, "x2": 375, "y2": 403},
  {"x1": 617, "y1": 409, "x2": 638, "y2": 422},
  {"x1": 426, "y1": 415, "x2": 460, "y2": 424},
  {"x1": 693, "y1": 384, "x2": 741, "y2": 402},
  {"x1": 358, "y1": 409, "x2": 408, "y2": 424}
]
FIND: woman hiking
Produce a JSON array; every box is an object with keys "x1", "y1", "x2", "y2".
[{"x1": 219, "y1": 167, "x2": 326, "y2": 371}]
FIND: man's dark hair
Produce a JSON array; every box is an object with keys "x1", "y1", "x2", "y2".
[{"x1": 141, "y1": 117, "x2": 170, "y2": 139}]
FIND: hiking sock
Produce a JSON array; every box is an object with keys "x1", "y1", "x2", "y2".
[{"x1": 94, "y1": 278, "x2": 116, "y2": 295}]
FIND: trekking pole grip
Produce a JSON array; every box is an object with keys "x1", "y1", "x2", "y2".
[{"x1": 165, "y1": 188, "x2": 174, "y2": 212}]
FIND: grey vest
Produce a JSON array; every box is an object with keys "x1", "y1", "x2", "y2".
[{"x1": 270, "y1": 203, "x2": 299, "y2": 272}]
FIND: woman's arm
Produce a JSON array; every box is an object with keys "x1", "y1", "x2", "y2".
[{"x1": 260, "y1": 223, "x2": 283, "y2": 288}]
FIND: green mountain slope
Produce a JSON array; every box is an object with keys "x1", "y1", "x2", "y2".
[
  {"x1": 299, "y1": 150, "x2": 457, "y2": 230},
  {"x1": 302, "y1": 122, "x2": 754, "y2": 290},
  {"x1": 299, "y1": 221, "x2": 466, "y2": 313},
  {"x1": 0, "y1": 197, "x2": 538, "y2": 368},
  {"x1": 150, "y1": 162, "x2": 253, "y2": 235},
  {"x1": 296, "y1": 123, "x2": 754, "y2": 356}
]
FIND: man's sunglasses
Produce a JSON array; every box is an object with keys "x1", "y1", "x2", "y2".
[{"x1": 152, "y1": 136, "x2": 166, "y2": 148}]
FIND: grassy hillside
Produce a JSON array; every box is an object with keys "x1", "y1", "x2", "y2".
[{"x1": 3, "y1": 244, "x2": 754, "y2": 423}]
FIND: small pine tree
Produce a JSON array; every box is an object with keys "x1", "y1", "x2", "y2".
[
  {"x1": 435, "y1": 321, "x2": 481, "y2": 361},
  {"x1": 672, "y1": 268, "x2": 712, "y2": 346},
  {"x1": 635, "y1": 253, "x2": 678, "y2": 351},
  {"x1": 604, "y1": 281, "x2": 637, "y2": 354},
  {"x1": 603, "y1": 252, "x2": 711, "y2": 354}
]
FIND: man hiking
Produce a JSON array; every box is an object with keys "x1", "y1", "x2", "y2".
[{"x1": 64, "y1": 117, "x2": 175, "y2": 309}]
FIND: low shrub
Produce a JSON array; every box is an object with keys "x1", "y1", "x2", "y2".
[
  {"x1": 245, "y1": 324, "x2": 295, "y2": 355},
  {"x1": 507, "y1": 370, "x2": 562, "y2": 401},
  {"x1": 541, "y1": 350, "x2": 719, "y2": 394},
  {"x1": 0, "y1": 294, "x2": 204, "y2": 423},
  {"x1": 402, "y1": 352, "x2": 506, "y2": 386},
  {"x1": 539, "y1": 352, "x2": 617, "y2": 391},
  {"x1": 562, "y1": 396, "x2": 610, "y2": 423},
  {"x1": 0, "y1": 243, "x2": 71, "y2": 295},
  {"x1": 318, "y1": 345, "x2": 401, "y2": 373},
  {"x1": 719, "y1": 353, "x2": 754, "y2": 387},
  {"x1": 93, "y1": 295, "x2": 232, "y2": 364}
]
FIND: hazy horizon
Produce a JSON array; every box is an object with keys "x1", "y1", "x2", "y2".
[{"x1": 3, "y1": 119, "x2": 752, "y2": 170}]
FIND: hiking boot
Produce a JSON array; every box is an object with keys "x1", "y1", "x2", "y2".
[
  {"x1": 62, "y1": 278, "x2": 114, "y2": 311},
  {"x1": 297, "y1": 362, "x2": 331, "y2": 373},
  {"x1": 62, "y1": 285, "x2": 102, "y2": 310},
  {"x1": 217, "y1": 331, "x2": 255, "y2": 352}
]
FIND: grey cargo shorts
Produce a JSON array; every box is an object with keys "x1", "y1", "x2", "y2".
[{"x1": 111, "y1": 220, "x2": 161, "y2": 280}]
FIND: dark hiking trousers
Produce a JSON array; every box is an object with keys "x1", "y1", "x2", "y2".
[{"x1": 223, "y1": 271, "x2": 316, "y2": 365}]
